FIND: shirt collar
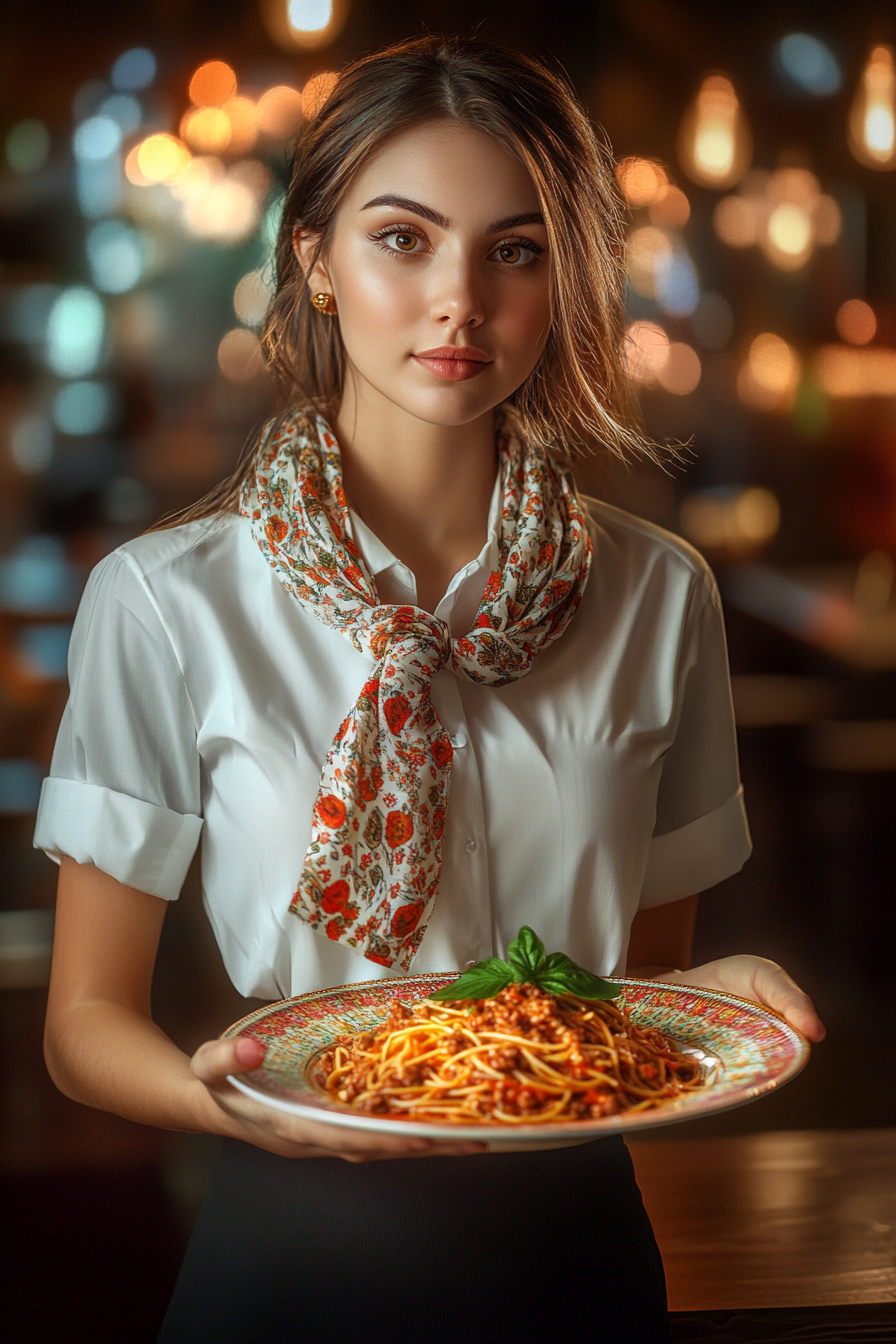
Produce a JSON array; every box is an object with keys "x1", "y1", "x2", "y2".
[{"x1": 348, "y1": 466, "x2": 502, "y2": 627}]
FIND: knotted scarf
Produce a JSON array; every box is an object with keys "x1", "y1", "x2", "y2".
[{"x1": 241, "y1": 409, "x2": 592, "y2": 969}]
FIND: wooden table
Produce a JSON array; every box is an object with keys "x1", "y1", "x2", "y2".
[{"x1": 628, "y1": 1129, "x2": 896, "y2": 1312}]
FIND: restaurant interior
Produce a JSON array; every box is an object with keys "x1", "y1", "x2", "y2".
[{"x1": 1, "y1": 0, "x2": 894, "y2": 1338}]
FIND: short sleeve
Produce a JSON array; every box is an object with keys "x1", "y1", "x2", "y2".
[
  {"x1": 33, "y1": 549, "x2": 203, "y2": 899},
  {"x1": 639, "y1": 565, "x2": 751, "y2": 908}
]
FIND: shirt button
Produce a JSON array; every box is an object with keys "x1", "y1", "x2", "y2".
[
  {"x1": 449, "y1": 732, "x2": 467, "y2": 748},
  {"x1": 463, "y1": 837, "x2": 477, "y2": 853}
]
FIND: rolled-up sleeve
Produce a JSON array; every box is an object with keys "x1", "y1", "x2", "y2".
[
  {"x1": 34, "y1": 550, "x2": 203, "y2": 899},
  {"x1": 639, "y1": 566, "x2": 752, "y2": 908}
]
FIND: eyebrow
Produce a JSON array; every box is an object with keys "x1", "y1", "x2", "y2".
[{"x1": 360, "y1": 195, "x2": 546, "y2": 235}]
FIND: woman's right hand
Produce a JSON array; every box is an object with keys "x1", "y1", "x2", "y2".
[{"x1": 191, "y1": 1036, "x2": 487, "y2": 1162}]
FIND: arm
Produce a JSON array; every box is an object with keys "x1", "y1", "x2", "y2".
[
  {"x1": 45, "y1": 858, "x2": 484, "y2": 1160},
  {"x1": 626, "y1": 894, "x2": 825, "y2": 1043}
]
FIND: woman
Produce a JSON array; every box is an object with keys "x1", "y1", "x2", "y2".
[{"x1": 36, "y1": 35, "x2": 824, "y2": 1343}]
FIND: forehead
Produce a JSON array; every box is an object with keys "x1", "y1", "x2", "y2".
[{"x1": 341, "y1": 119, "x2": 542, "y2": 223}]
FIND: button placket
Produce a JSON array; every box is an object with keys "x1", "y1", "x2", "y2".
[{"x1": 429, "y1": 670, "x2": 492, "y2": 962}]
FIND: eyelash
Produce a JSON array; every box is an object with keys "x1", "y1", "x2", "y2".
[{"x1": 368, "y1": 224, "x2": 545, "y2": 268}]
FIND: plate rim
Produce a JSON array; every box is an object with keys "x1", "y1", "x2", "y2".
[{"x1": 222, "y1": 973, "x2": 810, "y2": 1141}]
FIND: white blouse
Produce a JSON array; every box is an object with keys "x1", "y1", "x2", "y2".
[{"x1": 34, "y1": 482, "x2": 751, "y2": 1000}]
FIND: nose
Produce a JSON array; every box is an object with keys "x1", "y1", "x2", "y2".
[{"x1": 429, "y1": 254, "x2": 485, "y2": 330}]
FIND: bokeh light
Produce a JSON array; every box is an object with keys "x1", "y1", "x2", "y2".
[
  {"x1": 816, "y1": 346, "x2": 896, "y2": 396},
  {"x1": 99, "y1": 94, "x2": 142, "y2": 135},
  {"x1": 136, "y1": 133, "x2": 190, "y2": 182},
  {"x1": 777, "y1": 34, "x2": 841, "y2": 96},
  {"x1": 836, "y1": 300, "x2": 877, "y2": 345},
  {"x1": 189, "y1": 61, "x2": 237, "y2": 107},
  {"x1": 52, "y1": 381, "x2": 116, "y2": 436},
  {"x1": 658, "y1": 343, "x2": 702, "y2": 394},
  {"x1": 616, "y1": 157, "x2": 668, "y2": 207},
  {"x1": 256, "y1": 86, "x2": 304, "y2": 139},
  {"x1": 261, "y1": 0, "x2": 349, "y2": 52},
  {"x1": 86, "y1": 221, "x2": 144, "y2": 294},
  {"x1": 111, "y1": 48, "x2": 156, "y2": 92},
  {"x1": 234, "y1": 269, "x2": 274, "y2": 326},
  {"x1": 626, "y1": 226, "x2": 673, "y2": 299},
  {"x1": 6, "y1": 120, "x2": 51, "y2": 174},
  {"x1": 45, "y1": 288, "x2": 105, "y2": 377},
  {"x1": 738, "y1": 333, "x2": 801, "y2": 411},
  {"x1": 218, "y1": 328, "x2": 264, "y2": 381},
  {"x1": 73, "y1": 115, "x2": 121, "y2": 161},
  {"x1": 624, "y1": 320, "x2": 670, "y2": 384},
  {"x1": 678, "y1": 74, "x2": 752, "y2": 190},
  {"x1": 10, "y1": 414, "x2": 53, "y2": 474},
  {"x1": 714, "y1": 169, "x2": 840, "y2": 270},
  {"x1": 181, "y1": 106, "x2": 232, "y2": 155},
  {"x1": 649, "y1": 186, "x2": 690, "y2": 230},
  {"x1": 680, "y1": 487, "x2": 780, "y2": 555},
  {"x1": 849, "y1": 45, "x2": 896, "y2": 170},
  {"x1": 302, "y1": 72, "x2": 338, "y2": 118}
]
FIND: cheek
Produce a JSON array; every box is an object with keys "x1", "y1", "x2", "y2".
[
  {"x1": 334, "y1": 244, "x2": 420, "y2": 336},
  {"x1": 497, "y1": 281, "x2": 552, "y2": 364}
]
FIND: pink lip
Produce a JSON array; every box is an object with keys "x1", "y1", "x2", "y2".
[{"x1": 413, "y1": 345, "x2": 493, "y2": 382}]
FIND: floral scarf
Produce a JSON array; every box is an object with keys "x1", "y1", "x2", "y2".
[{"x1": 241, "y1": 409, "x2": 592, "y2": 970}]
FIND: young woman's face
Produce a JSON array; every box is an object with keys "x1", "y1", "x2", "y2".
[{"x1": 304, "y1": 120, "x2": 552, "y2": 428}]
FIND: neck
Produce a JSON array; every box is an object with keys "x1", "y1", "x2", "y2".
[{"x1": 334, "y1": 372, "x2": 498, "y2": 613}]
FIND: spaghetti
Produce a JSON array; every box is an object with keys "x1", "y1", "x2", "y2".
[{"x1": 314, "y1": 981, "x2": 705, "y2": 1124}]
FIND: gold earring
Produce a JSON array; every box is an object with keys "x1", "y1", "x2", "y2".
[{"x1": 311, "y1": 292, "x2": 337, "y2": 315}]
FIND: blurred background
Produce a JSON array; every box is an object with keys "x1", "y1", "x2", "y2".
[{"x1": 1, "y1": 0, "x2": 894, "y2": 1337}]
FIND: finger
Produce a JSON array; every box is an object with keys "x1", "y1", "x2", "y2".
[
  {"x1": 192, "y1": 1035, "x2": 266, "y2": 1084},
  {"x1": 752, "y1": 961, "x2": 826, "y2": 1042}
]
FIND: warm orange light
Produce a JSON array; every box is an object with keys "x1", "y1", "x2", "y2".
[
  {"x1": 836, "y1": 300, "x2": 877, "y2": 346},
  {"x1": 260, "y1": 0, "x2": 350, "y2": 52},
  {"x1": 256, "y1": 86, "x2": 304, "y2": 139},
  {"x1": 680, "y1": 488, "x2": 780, "y2": 556},
  {"x1": 626, "y1": 227, "x2": 673, "y2": 299},
  {"x1": 301, "y1": 72, "x2": 338, "y2": 119},
  {"x1": 136, "y1": 133, "x2": 191, "y2": 183},
  {"x1": 181, "y1": 106, "x2": 232, "y2": 155},
  {"x1": 223, "y1": 97, "x2": 257, "y2": 155},
  {"x1": 616, "y1": 157, "x2": 668, "y2": 207},
  {"x1": 714, "y1": 168, "x2": 840, "y2": 271},
  {"x1": 189, "y1": 61, "x2": 237, "y2": 108},
  {"x1": 849, "y1": 45, "x2": 896, "y2": 170},
  {"x1": 649, "y1": 186, "x2": 690, "y2": 230},
  {"x1": 168, "y1": 155, "x2": 225, "y2": 202},
  {"x1": 218, "y1": 328, "x2": 264, "y2": 381},
  {"x1": 624, "y1": 321, "x2": 670, "y2": 384},
  {"x1": 677, "y1": 74, "x2": 752, "y2": 190},
  {"x1": 816, "y1": 345, "x2": 896, "y2": 396},
  {"x1": 738, "y1": 333, "x2": 801, "y2": 412},
  {"x1": 658, "y1": 343, "x2": 701, "y2": 395},
  {"x1": 124, "y1": 144, "x2": 152, "y2": 186},
  {"x1": 713, "y1": 193, "x2": 760, "y2": 247}
]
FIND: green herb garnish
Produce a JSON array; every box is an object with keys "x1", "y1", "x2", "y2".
[{"x1": 430, "y1": 926, "x2": 620, "y2": 1003}]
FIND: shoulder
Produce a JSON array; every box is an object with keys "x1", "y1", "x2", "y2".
[
  {"x1": 583, "y1": 494, "x2": 720, "y2": 628},
  {"x1": 581, "y1": 496, "x2": 717, "y2": 606},
  {"x1": 80, "y1": 514, "x2": 246, "y2": 629}
]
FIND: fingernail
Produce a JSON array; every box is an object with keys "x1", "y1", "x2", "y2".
[{"x1": 235, "y1": 1036, "x2": 265, "y2": 1066}]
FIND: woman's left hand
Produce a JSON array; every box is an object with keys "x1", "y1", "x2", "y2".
[{"x1": 655, "y1": 955, "x2": 826, "y2": 1042}]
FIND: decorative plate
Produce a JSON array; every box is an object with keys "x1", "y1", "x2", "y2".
[{"x1": 224, "y1": 974, "x2": 810, "y2": 1151}]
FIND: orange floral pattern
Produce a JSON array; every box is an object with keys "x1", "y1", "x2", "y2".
[{"x1": 240, "y1": 410, "x2": 592, "y2": 969}]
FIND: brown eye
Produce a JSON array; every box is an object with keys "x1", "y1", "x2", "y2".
[
  {"x1": 498, "y1": 244, "x2": 522, "y2": 263},
  {"x1": 393, "y1": 233, "x2": 417, "y2": 251}
]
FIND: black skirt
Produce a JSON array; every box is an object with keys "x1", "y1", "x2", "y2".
[{"x1": 159, "y1": 1135, "x2": 670, "y2": 1343}]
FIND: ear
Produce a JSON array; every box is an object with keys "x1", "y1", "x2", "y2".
[{"x1": 293, "y1": 226, "x2": 332, "y2": 298}]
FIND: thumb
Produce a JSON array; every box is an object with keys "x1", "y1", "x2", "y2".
[{"x1": 192, "y1": 1035, "x2": 266, "y2": 1085}]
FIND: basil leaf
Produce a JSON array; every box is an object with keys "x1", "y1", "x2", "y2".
[
  {"x1": 535, "y1": 953, "x2": 620, "y2": 1001},
  {"x1": 506, "y1": 925, "x2": 546, "y2": 980},
  {"x1": 430, "y1": 959, "x2": 516, "y2": 1001}
]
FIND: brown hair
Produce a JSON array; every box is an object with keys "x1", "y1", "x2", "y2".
[{"x1": 164, "y1": 34, "x2": 654, "y2": 526}]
